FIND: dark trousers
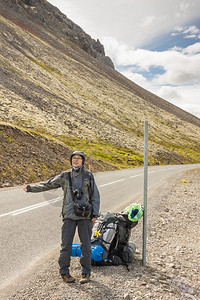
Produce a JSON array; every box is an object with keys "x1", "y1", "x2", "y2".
[{"x1": 58, "y1": 218, "x2": 93, "y2": 275}]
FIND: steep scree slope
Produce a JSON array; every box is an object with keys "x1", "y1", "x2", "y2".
[{"x1": 0, "y1": 0, "x2": 200, "y2": 186}]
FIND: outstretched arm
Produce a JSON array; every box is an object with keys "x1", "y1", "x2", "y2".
[{"x1": 22, "y1": 173, "x2": 63, "y2": 193}]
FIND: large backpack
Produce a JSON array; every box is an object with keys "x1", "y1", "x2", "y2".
[
  {"x1": 91, "y1": 211, "x2": 138, "y2": 266},
  {"x1": 71, "y1": 204, "x2": 143, "y2": 267}
]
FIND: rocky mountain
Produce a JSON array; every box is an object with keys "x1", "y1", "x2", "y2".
[
  {"x1": 0, "y1": 0, "x2": 200, "y2": 187},
  {"x1": 1, "y1": 0, "x2": 114, "y2": 68}
]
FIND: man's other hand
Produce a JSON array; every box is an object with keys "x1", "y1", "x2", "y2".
[{"x1": 23, "y1": 184, "x2": 28, "y2": 192}]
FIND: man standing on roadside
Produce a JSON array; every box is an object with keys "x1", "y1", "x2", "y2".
[{"x1": 23, "y1": 151, "x2": 100, "y2": 284}]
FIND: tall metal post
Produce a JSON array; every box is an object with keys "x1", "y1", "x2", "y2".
[{"x1": 142, "y1": 121, "x2": 148, "y2": 267}]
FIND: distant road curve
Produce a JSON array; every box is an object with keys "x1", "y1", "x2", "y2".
[{"x1": 0, "y1": 164, "x2": 200, "y2": 289}]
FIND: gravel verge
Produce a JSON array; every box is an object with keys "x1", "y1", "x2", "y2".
[{"x1": 1, "y1": 168, "x2": 199, "y2": 300}]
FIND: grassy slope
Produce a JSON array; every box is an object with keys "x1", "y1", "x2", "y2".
[{"x1": 0, "y1": 4, "x2": 200, "y2": 187}]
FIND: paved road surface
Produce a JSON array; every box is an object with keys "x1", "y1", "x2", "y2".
[{"x1": 0, "y1": 164, "x2": 200, "y2": 288}]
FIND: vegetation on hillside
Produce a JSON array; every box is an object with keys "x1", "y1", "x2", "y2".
[{"x1": 0, "y1": 1, "x2": 200, "y2": 187}]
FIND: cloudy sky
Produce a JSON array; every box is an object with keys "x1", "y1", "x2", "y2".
[{"x1": 48, "y1": 0, "x2": 200, "y2": 118}]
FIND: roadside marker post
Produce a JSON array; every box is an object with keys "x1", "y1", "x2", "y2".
[{"x1": 142, "y1": 120, "x2": 148, "y2": 267}]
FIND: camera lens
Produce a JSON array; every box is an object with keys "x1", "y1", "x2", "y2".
[{"x1": 74, "y1": 189, "x2": 83, "y2": 200}]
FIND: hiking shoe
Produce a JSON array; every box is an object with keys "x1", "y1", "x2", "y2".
[
  {"x1": 62, "y1": 274, "x2": 75, "y2": 283},
  {"x1": 80, "y1": 274, "x2": 90, "y2": 284}
]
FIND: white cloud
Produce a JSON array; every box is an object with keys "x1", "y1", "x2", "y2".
[
  {"x1": 156, "y1": 85, "x2": 200, "y2": 117},
  {"x1": 183, "y1": 25, "x2": 199, "y2": 34},
  {"x1": 170, "y1": 46, "x2": 183, "y2": 52},
  {"x1": 183, "y1": 42, "x2": 200, "y2": 54},
  {"x1": 120, "y1": 69, "x2": 149, "y2": 87},
  {"x1": 140, "y1": 16, "x2": 156, "y2": 27},
  {"x1": 102, "y1": 36, "x2": 200, "y2": 117},
  {"x1": 158, "y1": 86, "x2": 181, "y2": 101},
  {"x1": 184, "y1": 34, "x2": 197, "y2": 39},
  {"x1": 171, "y1": 32, "x2": 179, "y2": 37},
  {"x1": 180, "y1": 1, "x2": 190, "y2": 13},
  {"x1": 48, "y1": 0, "x2": 200, "y2": 48},
  {"x1": 174, "y1": 26, "x2": 185, "y2": 32},
  {"x1": 103, "y1": 37, "x2": 200, "y2": 85},
  {"x1": 172, "y1": 25, "x2": 200, "y2": 39},
  {"x1": 48, "y1": 0, "x2": 200, "y2": 118}
]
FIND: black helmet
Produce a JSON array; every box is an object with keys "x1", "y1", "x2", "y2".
[{"x1": 70, "y1": 151, "x2": 85, "y2": 166}]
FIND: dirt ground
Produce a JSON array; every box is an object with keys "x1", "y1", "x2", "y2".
[{"x1": 0, "y1": 168, "x2": 199, "y2": 299}]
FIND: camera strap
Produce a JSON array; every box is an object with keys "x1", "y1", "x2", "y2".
[
  {"x1": 68, "y1": 171, "x2": 75, "y2": 202},
  {"x1": 68, "y1": 170, "x2": 85, "y2": 202}
]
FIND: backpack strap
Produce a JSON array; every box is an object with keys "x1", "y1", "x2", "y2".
[{"x1": 83, "y1": 170, "x2": 94, "y2": 201}]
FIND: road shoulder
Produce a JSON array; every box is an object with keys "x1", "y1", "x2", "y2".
[{"x1": 0, "y1": 168, "x2": 199, "y2": 299}]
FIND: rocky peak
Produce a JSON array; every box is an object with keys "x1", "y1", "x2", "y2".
[{"x1": 1, "y1": 0, "x2": 115, "y2": 68}]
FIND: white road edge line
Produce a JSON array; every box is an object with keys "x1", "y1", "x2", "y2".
[
  {"x1": 12, "y1": 198, "x2": 62, "y2": 216},
  {"x1": 99, "y1": 178, "x2": 125, "y2": 188},
  {"x1": 0, "y1": 197, "x2": 62, "y2": 218},
  {"x1": 129, "y1": 174, "x2": 143, "y2": 178}
]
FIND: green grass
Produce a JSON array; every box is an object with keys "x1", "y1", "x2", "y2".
[
  {"x1": 2, "y1": 122, "x2": 199, "y2": 174},
  {"x1": 27, "y1": 126, "x2": 153, "y2": 168},
  {"x1": 58, "y1": 135, "x2": 158, "y2": 168},
  {"x1": 0, "y1": 130, "x2": 13, "y2": 143},
  {"x1": 149, "y1": 136, "x2": 200, "y2": 164},
  {"x1": 26, "y1": 55, "x2": 60, "y2": 74}
]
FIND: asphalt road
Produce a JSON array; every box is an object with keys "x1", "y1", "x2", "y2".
[{"x1": 0, "y1": 164, "x2": 200, "y2": 288}]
